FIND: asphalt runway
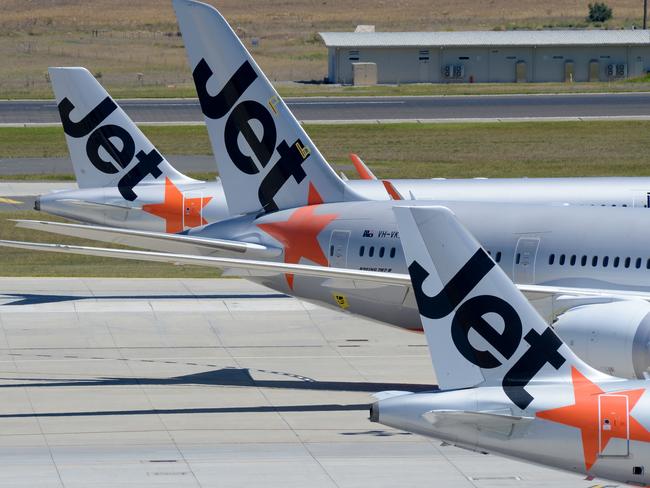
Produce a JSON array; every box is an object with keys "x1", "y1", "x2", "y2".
[
  {"x1": 0, "y1": 277, "x2": 608, "y2": 487},
  {"x1": 3, "y1": 92, "x2": 650, "y2": 124}
]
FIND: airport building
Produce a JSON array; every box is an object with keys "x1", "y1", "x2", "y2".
[{"x1": 319, "y1": 30, "x2": 650, "y2": 84}]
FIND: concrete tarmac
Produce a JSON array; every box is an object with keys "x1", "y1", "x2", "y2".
[
  {"x1": 0, "y1": 277, "x2": 605, "y2": 487},
  {"x1": 3, "y1": 92, "x2": 650, "y2": 124}
]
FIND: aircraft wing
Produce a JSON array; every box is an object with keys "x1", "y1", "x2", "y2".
[
  {"x1": 12, "y1": 220, "x2": 279, "y2": 259},
  {"x1": 0, "y1": 240, "x2": 411, "y2": 285},
  {"x1": 3, "y1": 238, "x2": 650, "y2": 315}
]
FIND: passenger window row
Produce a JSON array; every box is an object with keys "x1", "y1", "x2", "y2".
[
  {"x1": 359, "y1": 246, "x2": 397, "y2": 259},
  {"x1": 548, "y1": 253, "x2": 649, "y2": 270}
]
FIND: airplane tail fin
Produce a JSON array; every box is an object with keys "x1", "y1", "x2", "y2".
[
  {"x1": 172, "y1": 0, "x2": 365, "y2": 215},
  {"x1": 393, "y1": 206, "x2": 605, "y2": 409},
  {"x1": 49, "y1": 67, "x2": 196, "y2": 197}
]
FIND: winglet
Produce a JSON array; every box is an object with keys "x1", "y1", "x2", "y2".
[{"x1": 349, "y1": 153, "x2": 377, "y2": 180}]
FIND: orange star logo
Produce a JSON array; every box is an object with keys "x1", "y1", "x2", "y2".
[
  {"x1": 256, "y1": 205, "x2": 338, "y2": 289},
  {"x1": 307, "y1": 182, "x2": 323, "y2": 205},
  {"x1": 536, "y1": 367, "x2": 650, "y2": 471},
  {"x1": 142, "y1": 177, "x2": 212, "y2": 233}
]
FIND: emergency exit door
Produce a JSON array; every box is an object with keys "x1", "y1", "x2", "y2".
[
  {"x1": 513, "y1": 237, "x2": 540, "y2": 284},
  {"x1": 329, "y1": 230, "x2": 350, "y2": 268},
  {"x1": 599, "y1": 394, "x2": 630, "y2": 457}
]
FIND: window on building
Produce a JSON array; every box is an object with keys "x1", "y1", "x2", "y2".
[
  {"x1": 348, "y1": 50, "x2": 360, "y2": 61},
  {"x1": 418, "y1": 50, "x2": 430, "y2": 61}
]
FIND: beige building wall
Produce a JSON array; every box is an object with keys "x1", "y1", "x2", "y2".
[{"x1": 328, "y1": 44, "x2": 650, "y2": 84}]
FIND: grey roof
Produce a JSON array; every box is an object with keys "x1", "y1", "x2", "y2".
[{"x1": 319, "y1": 30, "x2": 650, "y2": 48}]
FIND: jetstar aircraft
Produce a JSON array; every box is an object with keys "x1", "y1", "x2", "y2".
[
  {"x1": 371, "y1": 205, "x2": 650, "y2": 486},
  {"x1": 12, "y1": 0, "x2": 650, "y2": 382},
  {"x1": 38, "y1": 55, "x2": 650, "y2": 230}
]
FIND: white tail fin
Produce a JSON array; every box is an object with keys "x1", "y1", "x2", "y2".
[
  {"x1": 172, "y1": 0, "x2": 364, "y2": 215},
  {"x1": 49, "y1": 67, "x2": 196, "y2": 197},
  {"x1": 393, "y1": 206, "x2": 603, "y2": 409}
]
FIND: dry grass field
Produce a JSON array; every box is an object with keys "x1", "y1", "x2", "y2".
[{"x1": 0, "y1": 0, "x2": 648, "y2": 98}]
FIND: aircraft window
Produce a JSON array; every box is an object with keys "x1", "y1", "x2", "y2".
[
  {"x1": 379, "y1": 247, "x2": 385, "y2": 258},
  {"x1": 614, "y1": 257, "x2": 620, "y2": 268},
  {"x1": 359, "y1": 246, "x2": 365, "y2": 257},
  {"x1": 515, "y1": 253, "x2": 521, "y2": 264},
  {"x1": 487, "y1": 250, "x2": 492, "y2": 256},
  {"x1": 623, "y1": 204, "x2": 628, "y2": 207},
  {"x1": 580, "y1": 255, "x2": 587, "y2": 266},
  {"x1": 625, "y1": 257, "x2": 631, "y2": 268},
  {"x1": 647, "y1": 258, "x2": 650, "y2": 269},
  {"x1": 570, "y1": 255, "x2": 576, "y2": 266},
  {"x1": 592, "y1": 256, "x2": 598, "y2": 267},
  {"x1": 559, "y1": 254, "x2": 566, "y2": 265},
  {"x1": 636, "y1": 258, "x2": 642, "y2": 269},
  {"x1": 330, "y1": 245, "x2": 334, "y2": 257},
  {"x1": 369, "y1": 246, "x2": 375, "y2": 257},
  {"x1": 496, "y1": 251, "x2": 502, "y2": 263},
  {"x1": 603, "y1": 256, "x2": 609, "y2": 267},
  {"x1": 548, "y1": 254, "x2": 555, "y2": 265},
  {"x1": 390, "y1": 247, "x2": 396, "y2": 258}
]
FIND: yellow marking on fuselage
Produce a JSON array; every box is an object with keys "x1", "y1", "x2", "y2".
[{"x1": 333, "y1": 292, "x2": 349, "y2": 309}]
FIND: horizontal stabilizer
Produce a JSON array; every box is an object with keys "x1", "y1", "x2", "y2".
[{"x1": 422, "y1": 409, "x2": 533, "y2": 436}]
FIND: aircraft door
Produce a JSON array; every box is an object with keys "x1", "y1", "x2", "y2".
[
  {"x1": 598, "y1": 394, "x2": 629, "y2": 457},
  {"x1": 329, "y1": 230, "x2": 350, "y2": 268},
  {"x1": 513, "y1": 237, "x2": 540, "y2": 284},
  {"x1": 182, "y1": 191, "x2": 204, "y2": 230}
]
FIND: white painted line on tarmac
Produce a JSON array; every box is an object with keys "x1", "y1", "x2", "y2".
[
  {"x1": 289, "y1": 100, "x2": 405, "y2": 105},
  {"x1": 3, "y1": 115, "x2": 650, "y2": 128}
]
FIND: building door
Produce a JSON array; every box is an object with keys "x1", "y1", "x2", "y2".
[
  {"x1": 515, "y1": 61, "x2": 527, "y2": 83},
  {"x1": 599, "y1": 394, "x2": 629, "y2": 457},
  {"x1": 329, "y1": 230, "x2": 350, "y2": 268},
  {"x1": 419, "y1": 50, "x2": 430, "y2": 82},
  {"x1": 513, "y1": 237, "x2": 540, "y2": 284}
]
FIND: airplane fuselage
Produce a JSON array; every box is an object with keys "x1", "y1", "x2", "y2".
[
  {"x1": 39, "y1": 176, "x2": 650, "y2": 232},
  {"x1": 374, "y1": 377, "x2": 650, "y2": 486},
  {"x1": 192, "y1": 200, "x2": 650, "y2": 331}
]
